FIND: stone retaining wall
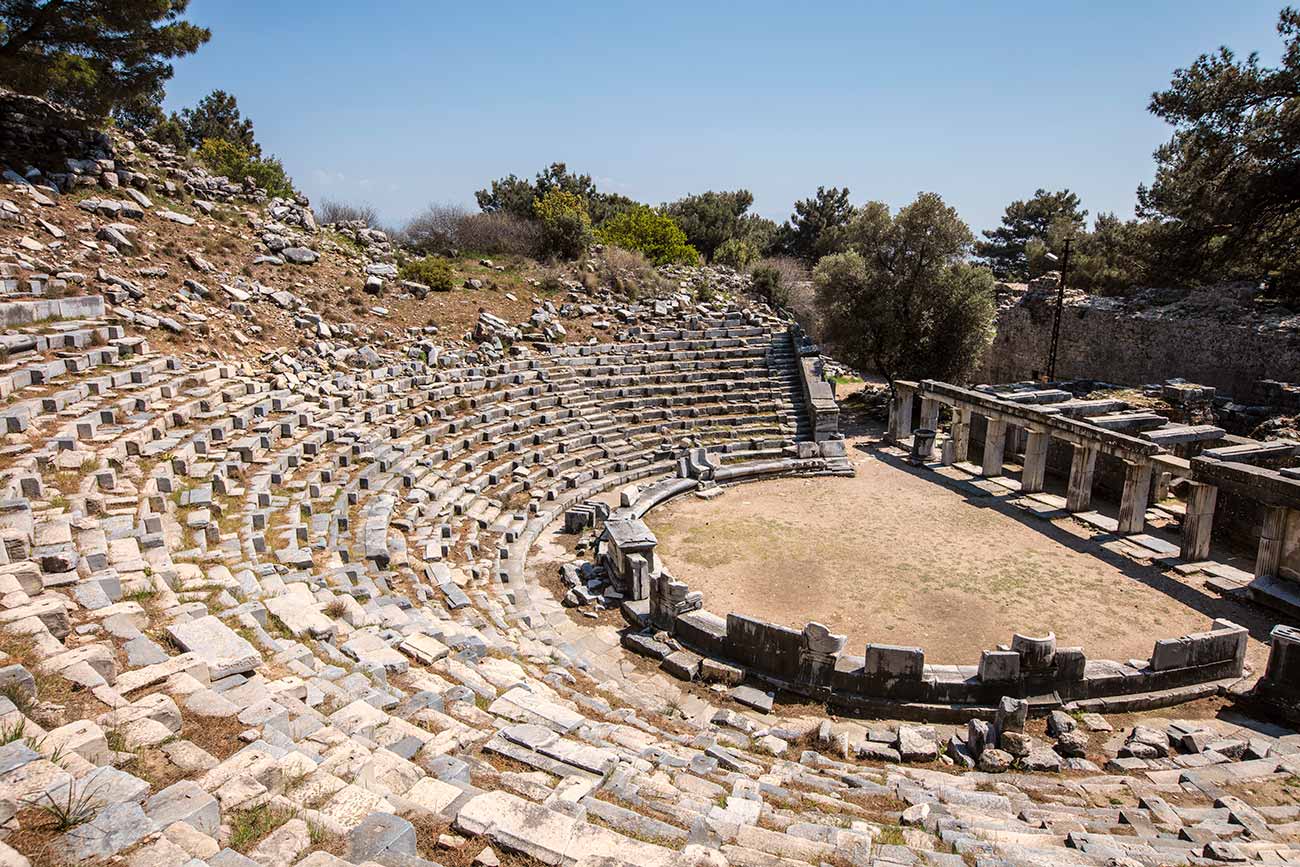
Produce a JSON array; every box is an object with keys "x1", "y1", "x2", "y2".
[
  {"x1": 0, "y1": 89, "x2": 109, "y2": 174},
  {"x1": 0, "y1": 295, "x2": 105, "y2": 327},
  {"x1": 666, "y1": 601, "x2": 1245, "y2": 717},
  {"x1": 979, "y1": 295, "x2": 1300, "y2": 395}
]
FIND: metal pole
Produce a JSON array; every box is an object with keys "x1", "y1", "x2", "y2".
[{"x1": 1047, "y1": 238, "x2": 1071, "y2": 382}]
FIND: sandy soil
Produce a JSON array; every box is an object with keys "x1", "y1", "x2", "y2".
[{"x1": 647, "y1": 440, "x2": 1275, "y2": 667}]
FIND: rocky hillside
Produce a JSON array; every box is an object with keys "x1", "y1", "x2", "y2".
[{"x1": 0, "y1": 90, "x2": 769, "y2": 368}]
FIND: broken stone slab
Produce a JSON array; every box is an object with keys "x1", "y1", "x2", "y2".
[
  {"x1": 146, "y1": 774, "x2": 222, "y2": 837},
  {"x1": 404, "y1": 775, "x2": 466, "y2": 817},
  {"x1": 156, "y1": 209, "x2": 196, "y2": 226},
  {"x1": 455, "y1": 790, "x2": 675, "y2": 867},
  {"x1": 249, "y1": 817, "x2": 310, "y2": 864},
  {"x1": 340, "y1": 630, "x2": 408, "y2": 674},
  {"x1": 897, "y1": 725, "x2": 939, "y2": 763},
  {"x1": 729, "y1": 684, "x2": 774, "y2": 714},
  {"x1": 264, "y1": 595, "x2": 336, "y2": 639},
  {"x1": 487, "y1": 688, "x2": 583, "y2": 734},
  {"x1": 347, "y1": 812, "x2": 417, "y2": 862},
  {"x1": 660, "y1": 649, "x2": 701, "y2": 681},
  {"x1": 700, "y1": 657, "x2": 744, "y2": 685},
  {"x1": 165, "y1": 615, "x2": 261, "y2": 679},
  {"x1": 113, "y1": 652, "x2": 209, "y2": 694},
  {"x1": 59, "y1": 800, "x2": 156, "y2": 860},
  {"x1": 398, "y1": 633, "x2": 449, "y2": 665}
]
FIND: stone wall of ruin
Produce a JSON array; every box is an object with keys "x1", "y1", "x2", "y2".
[
  {"x1": 0, "y1": 89, "x2": 107, "y2": 175},
  {"x1": 669, "y1": 601, "x2": 1247, "y2": 719},
  {"x1": 979, "y1": 296, "x2": 1300, "y2": 395}
]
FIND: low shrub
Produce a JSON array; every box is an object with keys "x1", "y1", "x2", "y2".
[
  {"x1": 750, "y1": 262, "x2": 789, "y2": 307},
  {"x1": 595, "y1": 205, "x2": 698, "y2": 266},
  {"x1": 534, "y1": 189, "x2": 592, "y2": 260},
  {"x1": 197, "y1": 138, "x2": 294, "y2": 198},
  {"x1": 400, "y1": 203, "x2": 471, "y2": 254},
  {"x1": 316, "y1": 199, "x2": 378, "y2": 226},
  {"x1": 713, "y1": 237, "x2": 758, "y2": 269},
  {"x1": 398, "y1": 256, "x2": 454, "y2": 291},
  {"x1": 595, "y1": 246, "x2": 662, "y2": 298},
  {"x1": 455, "y1": 211, "x2": 541, "y2": 257}
]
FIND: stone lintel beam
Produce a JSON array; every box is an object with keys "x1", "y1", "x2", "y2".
[
  {"x1": 918, "y1": 380, "x2": 1162, "y2": 460},
  {"x1": 1191, "y1": 455, "x2": 1300, "y2": 510}
]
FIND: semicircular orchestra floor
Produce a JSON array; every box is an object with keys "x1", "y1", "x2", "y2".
[{"x1": 646, "y1": 443, "x2": 1272, "y2": 667}]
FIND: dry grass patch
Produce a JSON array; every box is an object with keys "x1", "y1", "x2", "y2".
[
  {"x1": 8, "y1": 808, "x2": 76, "y2": 867},
  {"x1": 402, "y1": 813, "x2": 548, "y2": 867},
  {"x1": 841, "y1": 791, "x2": 908, "y2": 826},
  {"x1": 228, "y1": 803, "x2": 295, "y2": 853},
  {"x1": 179, "y1": 712, "x2": 246, "y2": 761}
]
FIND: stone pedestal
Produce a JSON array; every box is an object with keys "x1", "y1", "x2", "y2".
[
  {"x1": 649, "y1": 573, "x2": 702, "y2": 632},
  {"x1": 1263, "y1": 624, "x2": 1300, "y2": 696},
  {"x1": 1020, "y1": 429, "x2": 1050, "y2": 494},
  {"x1": 1181, "y1": 481, "x2": 1217, "y2": 560},
  {"x1": 798, "y1": 622, "x2": 846, "y2": 694},
  {"x1": 1118, "y1": 459, "x2": 1153, "y2": 535},
  {"x1": 1011, "y1": 632, "x2": 1056, "y2": 671},
  {"x1": 1066, "y1": 443, "x2": 1099, "y2": 512},
  {"x1": 910, "y1": 429, "x2": 936, "y2": 465},
  {"x1": 981, "y1": 417, "x2": 1007, "y2": 477}
]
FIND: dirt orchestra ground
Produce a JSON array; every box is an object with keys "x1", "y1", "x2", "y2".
[{"x1": 646, "y1": 435, "x2": 1277, "y2": 671}]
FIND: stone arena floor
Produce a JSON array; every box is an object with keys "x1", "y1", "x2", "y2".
[{"x1": 647, "y1": 434, "x2": 1277, "y2": 670}]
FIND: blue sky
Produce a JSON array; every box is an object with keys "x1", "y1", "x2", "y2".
[{"x1": 163, "y1": 1, "x2": 1285, "y2": 234}]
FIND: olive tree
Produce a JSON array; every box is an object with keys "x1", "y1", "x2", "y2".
[{"x1": 814, "y1": 193, "x2": 995, "y2": 391}]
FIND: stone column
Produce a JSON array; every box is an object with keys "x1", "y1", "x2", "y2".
[
  {"x1": 889, "y1": 387, "x2": 915, "y2": 443},
  {"x1": 1065, "y1": 443, "x2": 1099, "y2": 512},
  {"x1": 1256, "y1": 505, "x2": 1289, "y2": 580},
  {"x1": 1180, "y1": 481, "x2": 1217, "y2": 561},
  {"x1": 981, "y1": 417, "x2": 1008, "y2": 477},
  {"x1": 1020, "y1": 429, "x2": 1050, "y2": 494},
  {"x1": 919, "y1": 397, "x2": 941, "y2": 432},
  {"x1": 943, "y1": 407, "x2": 971, "y2": 466},
  {"x1": 1117, "y1": 459, "x2": 1153, "y2": 535},
  {"x1": 1154, "y1": 470, "x2": 1172, "y2": 503},
  {"x1": 1007, "y1": 423, "x2": 1024, "y2": 461}
]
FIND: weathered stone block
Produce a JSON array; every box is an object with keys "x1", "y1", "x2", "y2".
[
  {"x1": 864, "y1": 643, "x2": 924, "y2": 680},
  {"x1": 978, "y1": 650, "x2": 1020, "y2": 682}
]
